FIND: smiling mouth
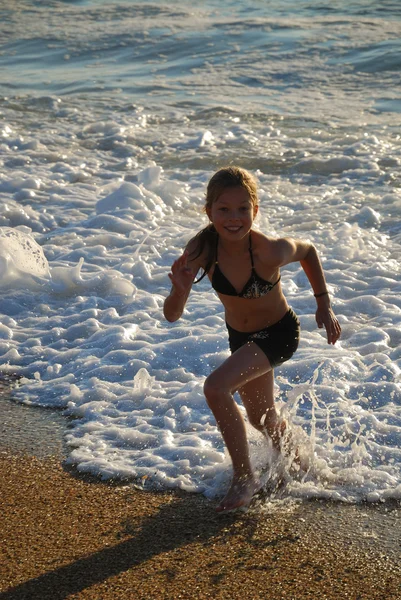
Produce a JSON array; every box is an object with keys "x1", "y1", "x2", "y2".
[{"x1": 225, "y1": 226, "x2": 242, "y2": 232}]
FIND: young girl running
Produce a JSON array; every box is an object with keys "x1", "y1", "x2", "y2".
[{"x1": 164, "y1": 167, "x2": 341, "y2": 513}]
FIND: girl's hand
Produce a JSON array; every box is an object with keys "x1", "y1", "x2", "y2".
[
  {"x1": 316, "y1": 306, "x2": 341, "y2": 345},
  {"x1": 168, "y1": 251, "x2": 195, "y2": 296}
]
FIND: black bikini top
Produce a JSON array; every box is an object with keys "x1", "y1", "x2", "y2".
[{"x1": 211, "y1": 234, "x2": 281, "y2": 299}]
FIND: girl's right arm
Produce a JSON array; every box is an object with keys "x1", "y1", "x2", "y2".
[{"x1": 163, "y1": 249, "x2": 199, "y2": 322}]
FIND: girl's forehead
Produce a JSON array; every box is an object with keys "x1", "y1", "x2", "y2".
[{"x1": 215, "y1": 187, "x2": 252, "y2": 204}]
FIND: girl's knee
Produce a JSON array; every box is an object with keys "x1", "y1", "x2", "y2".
[
  {"x1": 203, "y1": 375, "x2": 218, "y2": 400},
  {"x1": 203, "y1": 374, "x2": 228, "y2": 405}
]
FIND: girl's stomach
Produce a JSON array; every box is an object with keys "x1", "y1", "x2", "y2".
[{"x1": 221, "y1": 290, "x2": 290, "y2": 332}]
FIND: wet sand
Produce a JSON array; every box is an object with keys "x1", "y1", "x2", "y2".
[{"x1": 1, "y1": 450, "x2": 400, "y2": 600}]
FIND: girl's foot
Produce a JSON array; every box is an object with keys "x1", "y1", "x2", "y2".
[{"x1": 216, "y1": 476, "x2": 261, "y2": 514}]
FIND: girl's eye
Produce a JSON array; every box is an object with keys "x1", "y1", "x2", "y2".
[{"x1": 219, "y1": 207, "x2": 228, "y2": 212}]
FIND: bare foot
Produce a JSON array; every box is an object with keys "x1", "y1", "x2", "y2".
[{"x1": 216, "y1": 476, "x2": 261, "y2": 514}]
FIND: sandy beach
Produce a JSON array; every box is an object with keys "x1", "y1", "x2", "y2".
[{"x1": 1, "y1": 450, "x2": 400, "y2": 600}]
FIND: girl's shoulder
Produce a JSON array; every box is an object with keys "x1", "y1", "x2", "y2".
[
  {"x1": 185, "y1": 234, "x2": 199, "y2": 255},
  {"x1": 252, "y1": 230, "x2": 297, "y2": 264},
  {"x1": 252, "y1": 229, "x2": 280, "y2": 251},
  {"x1": 186, "y1": 228, "x2": 214, "y2": 270},
  {"x1": 253, "y1": 229, "x2": 297, "y2": 246}
]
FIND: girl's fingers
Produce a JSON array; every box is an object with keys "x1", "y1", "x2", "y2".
[
  {"x1": 327, "y1": 318, "x2": 341, "y2": 344},
  {"x1": 172, "y1": 251, "x2": 190, "y2": 275},
  {"x1": 180, "y1": 251, "x2": 189, "y2": 269},
  {"x1": 317, "y1": 308, "x2": 341, "y2": 345},
  {"x1": 171, "y1": 256, "x2": 184, "y2": 274},
  {"x1": 172, "y1": 257, "x2": 184, "y2": 272}
]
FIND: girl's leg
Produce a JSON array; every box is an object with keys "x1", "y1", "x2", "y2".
[
  {"x1": 238, "y1": 371, "x2": 285, "y2": 451},
  {"x1": 203, "y1": 342, "x2": 272, "y2": 512},
  {"x1": 239, "y1": 371, "x2": 305, "y2": 470}
]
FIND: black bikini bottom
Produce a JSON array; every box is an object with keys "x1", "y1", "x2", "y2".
[{"x1": 226, "y1": 308, "x2": 300, "y2": 368}]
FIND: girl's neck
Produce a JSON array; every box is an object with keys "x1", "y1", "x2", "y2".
[{"x1": 218, "y1": 231, "x2": 251, "y2": 256}]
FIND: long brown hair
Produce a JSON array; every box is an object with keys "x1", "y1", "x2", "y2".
[{"x1": 190, "y1": 166, "x2": 259, "y2": 283}]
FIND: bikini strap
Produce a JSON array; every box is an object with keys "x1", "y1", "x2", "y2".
[
  {"x1": 248, "y1": 232, "x2": 255, "y2": 268},
  {"x1": 273, "y1": 274, "x2": 281, "y2": 287}
]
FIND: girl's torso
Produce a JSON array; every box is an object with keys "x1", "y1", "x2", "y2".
[{"x1": 192, "y1": 229, "x2": 290, "y2": 332}]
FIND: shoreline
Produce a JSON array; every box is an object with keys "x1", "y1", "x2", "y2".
[{"x1": 1, "y1": 450, "x2": 400, "y2": 600}]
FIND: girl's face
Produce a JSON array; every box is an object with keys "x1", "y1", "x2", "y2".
[{"x1": 206, "y1": 186, "x2": 258, "y2": 240}]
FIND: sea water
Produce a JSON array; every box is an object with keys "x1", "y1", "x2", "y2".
[{"x1": 0, "y1": 0, "x2": 400, "y2": 504}]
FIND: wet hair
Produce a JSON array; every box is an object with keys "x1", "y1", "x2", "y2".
[
  {"x1": 205, "y1": 166, "x2": 258, "y2": 212},
  {"x1": 190, "y1": 166, "x2": 258, "y2": 283}
]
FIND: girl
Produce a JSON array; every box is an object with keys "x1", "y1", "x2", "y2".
[{"x1": 164, "y1": 167, "x2": 341, "y2": 513}]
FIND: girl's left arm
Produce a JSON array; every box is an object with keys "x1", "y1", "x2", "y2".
[
  {"x1": 277, "y1": 239, "x2": 341, "y2": 345},
  {"x1": 300, "y1": 244, "x2": 341, "y2": 345}
]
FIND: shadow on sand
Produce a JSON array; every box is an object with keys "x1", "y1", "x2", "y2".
[{"x1": 1, "y1": 491, "x2": 263, "y2": 600}]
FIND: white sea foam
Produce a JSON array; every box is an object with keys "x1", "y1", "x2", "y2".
[{"x1": 0, "y1": 0, "x2": 400, "y2": 504}]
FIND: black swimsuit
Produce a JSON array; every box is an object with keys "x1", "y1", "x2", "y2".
[
  {"x1": 226, "y1": 308, "x2": 300, "y2": 368},
  {"x1": 211, "y1": 233, "x2": 299, "y2": 368},
  {"x1": 211, "y1": 233, "x2": 281, "y2": 299}
]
